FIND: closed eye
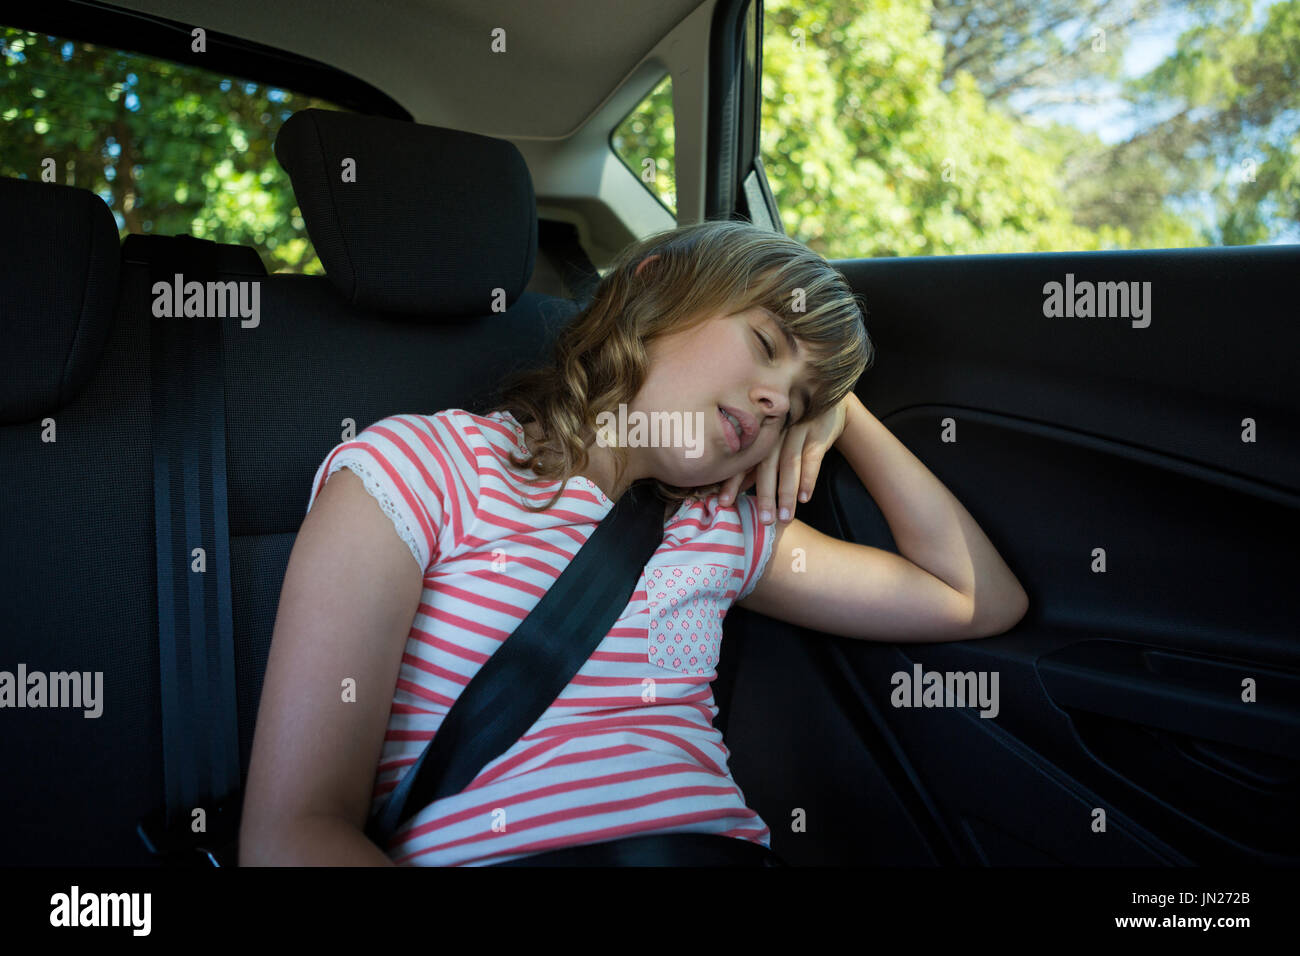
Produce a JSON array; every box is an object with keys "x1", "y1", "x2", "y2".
[{"x1": 754, "y1": 330, "x2": 793, "y2": 430}]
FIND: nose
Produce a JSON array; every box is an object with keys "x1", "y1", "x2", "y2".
[{"x1": 753, "y1": 386, "x2": 790, "y2": 424}]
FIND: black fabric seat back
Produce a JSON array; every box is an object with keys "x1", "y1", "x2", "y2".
[{"x1": 0, "y1": 108, "x2": 582, "y2": 864}]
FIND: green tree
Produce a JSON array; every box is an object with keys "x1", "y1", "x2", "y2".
[
  {"x1": 926, "y1": 0, "x2": 1210, "y2": 248},
  {"x1": 749, "y1": 0, "x2": 1296, "y2": 256},
  {"x1": 612, "y1": 74, "x2": 676, "y2": 216},
  {"x1": 760, "y1": 0, "x2": 1117, "y2": 258},
  {"x1": 930, "y1": 0, "x2": 1172, "y2": 106},
  {"x1": 1122, "y1": 0, "x2": 1300, "y2": 244},
  {"x1": 0, "y1": 29, "x2": 340, "y2": 272},
  {"x1": 927, "y1": 0, "x2": 1300, "y2": 247}
]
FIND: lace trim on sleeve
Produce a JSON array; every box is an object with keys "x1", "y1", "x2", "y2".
[{"x1": 329, "y1": 459, "x2": 426, "y2": 572}]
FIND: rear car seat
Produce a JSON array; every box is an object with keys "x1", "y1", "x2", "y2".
[{"x1": 0, "y1": 109, "x2": 585, "y2": 864}]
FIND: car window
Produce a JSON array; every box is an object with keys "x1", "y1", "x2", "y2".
[
  {"x1": 611, "y1": 72, "x2": 676, "y2": 218},
  {"x1": 0, "y1": 26, "x2": 350, "y2": 273},
  {"x1": 759, "y1": 0, "x2": 1300, "y2": 258}
]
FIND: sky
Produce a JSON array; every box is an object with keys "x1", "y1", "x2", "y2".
[
  {"x1": 1005, "y1": 0, "x2": 1296, "y2": 243},
  {"x1": 1012, "y1": 0, "x2": 1286, "y2": 143}
]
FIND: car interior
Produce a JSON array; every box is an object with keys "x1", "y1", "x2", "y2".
[{"x1": 2, "y1": 0, "x2": 1297, "y2": 874}]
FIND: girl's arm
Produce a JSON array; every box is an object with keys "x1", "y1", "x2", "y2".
[
  {"x1": 239, "y1": 467, "x2": 421, "y2": 866},
  {"x1": 833, "y1": 394, "x2": 1027, "y2": 633},
  {"x1": 736, "y1": 394, "x2": 1026, "y2": 641}
]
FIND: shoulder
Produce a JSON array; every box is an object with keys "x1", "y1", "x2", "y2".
[
  {"x1": 434, "y1": 407, "x2": 529, "y2": 455},
  {"x1": 665, "y1": 491, "x2": 762, "y2": 541},
  {"x1": 355, "y1": 408, "x2": 521, "y2": 461},
  {"x1": 321, "y1": 411, "x2": 490, "y2": 506},
  {"x1": 660, "y1": 492, "x2": 773, "y2": 601}
]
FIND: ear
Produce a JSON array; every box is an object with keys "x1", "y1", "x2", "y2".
[{"x1": 634, "y1": 254, "x2": 661, "y2": 278}]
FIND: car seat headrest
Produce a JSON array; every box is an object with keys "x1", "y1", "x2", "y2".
[
  {"x1": 274, "y1": 108, "x2": 538, "y2": 317},
  {"x1": 0, "y1": 177, "x2": 120, "y2": 424}
]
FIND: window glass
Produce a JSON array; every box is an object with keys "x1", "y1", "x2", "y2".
[
  {"x1": 611, "y1": 72, "x2": 676, "y2": 217},
  {"x1": 760, "y1": 0, "x2": 1300, "y2": 258},
  {"x1": 1, "y1": 26, "x2": 348, "y2": 273}
]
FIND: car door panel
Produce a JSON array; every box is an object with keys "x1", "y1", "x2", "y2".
[{"x1": 718, "y1": 244, "x2": 1299, "y2": 865}]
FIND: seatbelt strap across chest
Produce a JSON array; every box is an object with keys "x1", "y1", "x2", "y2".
[{"x1": 366, "y1": 479, "x2": 667, "y2": 848}]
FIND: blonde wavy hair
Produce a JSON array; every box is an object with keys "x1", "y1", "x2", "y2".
[{"x1": 481, "y1": 218, "x2": 874, "y2": 514}]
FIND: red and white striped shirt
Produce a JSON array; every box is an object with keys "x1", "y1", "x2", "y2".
[{"x1": 306, "y1": 408, "x2": 776, "y2": 866}]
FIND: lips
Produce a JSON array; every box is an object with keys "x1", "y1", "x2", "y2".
[{"x1": 718, "y1": 405, "x2": 755, "y2": 452}]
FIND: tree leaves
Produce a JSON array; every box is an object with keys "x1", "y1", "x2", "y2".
[{"x1": 0, "y1": 28, "x2": 337, "y2": 273}]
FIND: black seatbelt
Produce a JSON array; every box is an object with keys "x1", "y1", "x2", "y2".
[
  {"x1": 538, "y1": 219, "x2": 601, "y2": 304},
  {"x1": 365, "y1": 479, "x2": 667, "y2": 848},
  {"x1": 134, "y1": 235, "x2": 243, "y2": 866}
]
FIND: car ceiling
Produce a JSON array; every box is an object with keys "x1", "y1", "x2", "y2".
[{"x1": 108, "y1": 0, "x2": 706, "y2": 139}]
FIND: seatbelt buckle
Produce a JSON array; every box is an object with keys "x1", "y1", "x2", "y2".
[{"x1": 137, "y1": 793, "x2": 242, "y2": 867}]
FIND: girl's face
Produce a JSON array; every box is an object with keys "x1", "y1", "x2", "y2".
[{"x1": 631, "y1": 306, "x2": 814, "y2": 491}]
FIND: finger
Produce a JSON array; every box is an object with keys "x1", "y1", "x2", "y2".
[
  {"x1": 717, "y1": 469, "x2": 742, "y2": 506},
  {"x1": 753, "y1": 450, "x2": 782, "y2": 525},
  {"x1": 797, "y1": 449, "x2": 824, "y2": 507},
  {"x1": 734, "y1": 467, "x2": 757, "y2": 502},
  {"x1": 718, "y1": 465, "x2": 754, "y2": 506},
  {"x1": 777, "y1": 449, "x2": 803, "y2": 523}
]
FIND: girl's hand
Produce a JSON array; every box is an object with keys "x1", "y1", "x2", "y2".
[{"x1": 716, "y1": 395, "x2": 852, "y2": 524}]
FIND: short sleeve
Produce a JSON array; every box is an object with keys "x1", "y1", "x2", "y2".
[
  {"x1": 306, "y1": 414, "x2": 451, "y2": 575},
  {"x1": 734, "y1": 492, "x2": 777, "y2": 602}
]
